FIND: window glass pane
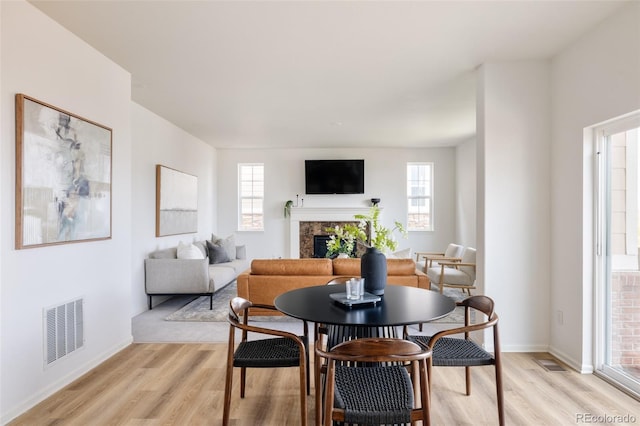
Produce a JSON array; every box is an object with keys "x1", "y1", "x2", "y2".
[
  {"x1": 238, "y1": 163, "x2": 264, "y2": 231},
  {"x1": 407, "y1": 162, "x2": 433, "y2": 231}
]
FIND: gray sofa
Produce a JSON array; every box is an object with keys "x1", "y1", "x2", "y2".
[{"x1": 144, "y1": 240, "x2": 250, "y2": 309}]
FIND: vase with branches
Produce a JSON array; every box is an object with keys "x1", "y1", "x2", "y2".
[
  {"x1": 328, "y1": 206, "x2": 406, "y2": 254},
  {"x1": 325, "y1": 206, "x2": 407, "y2": 295}
]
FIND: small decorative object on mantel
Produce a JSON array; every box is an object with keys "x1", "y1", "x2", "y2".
[{"x1": 370, "y1": 198, "x2": 381, "y2": 206}]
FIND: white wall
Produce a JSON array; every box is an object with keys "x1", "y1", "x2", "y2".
[
  {"x1": 216, "y1": 147, "x2": 458, "y2": 260},
  {"x1": 550, "y1": 1, "x2": 640, "y2": 371},
  {"x1": 130, "y1": 103, "x2": 217, "y2": 315},
  {"x1": 477, "y1": 61, "x2": 551, "y2": 352},
  {"x1": 0, "y1": 2, "x2": 132, "y2": 422},
  {"x1": 455, "y1": 137, "x2": 476, "y2": 247}
]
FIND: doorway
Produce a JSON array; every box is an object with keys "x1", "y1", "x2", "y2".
[{"x1": 594, "y1": 112, "x2": 640, "y2": 397}]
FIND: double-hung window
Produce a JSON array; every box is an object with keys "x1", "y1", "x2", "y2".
[
  {"x1": 407, "y1": 162, "x2": 433, "y2": 231},
  {"x1": 238, "y1": 163, "x2": 264, "y2": 231}
]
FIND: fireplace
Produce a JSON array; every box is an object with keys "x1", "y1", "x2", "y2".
[
  {"x1": 299, "y1": 221, "x2": 360, "y2": 258},
  {"x1": 313, "y1": 234, "x2": 358, "y2": 258},
  {"x1": 313, "y1": 235, "x2": 331, "y2": 258}
]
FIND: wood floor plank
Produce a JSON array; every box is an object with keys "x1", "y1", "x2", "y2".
[{"x1": 8, "y1": 344, "x2": 639, "y2": 425}]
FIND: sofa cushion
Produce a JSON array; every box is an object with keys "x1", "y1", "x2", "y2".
[
  {"x1": 208, "y1": 265, "x2": 237, "y2": 291},
  {"x1": 427, "y1": 267, "x2": 474, "y2": 286},
  {"x1": 250, "y1": 258, "x2": 333, "y2": 275},
  {"x1": 332, "y1": 258, "x2": 416, "y2": 276},
  {"x1": 387, "y1": 259, "x2": 417, "y2": 275},
  {"x1": 207, "y1": 240, "x2": 231, "y2": 264},
  {"x1": 332, "y1": 258, "x2": 361, "y2": 276},
  {"x1": 224, "y1": 258, "x2": 251, "y2": 274}
]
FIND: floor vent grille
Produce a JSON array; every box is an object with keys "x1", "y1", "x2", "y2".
[
  {"x1": 44, "y1": 298, "x2": 84, "y2": 366},
  {"x1": 534, "y1": 357, "x2": 567, "y2": 372}
]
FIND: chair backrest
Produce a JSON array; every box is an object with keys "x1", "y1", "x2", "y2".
[
  {"x1": 458, "y1": 295, "x2": 498, "y2": 339},
  {"x1": 317, "y1": 338, "x2": 431, "y2": 426},
  {"x1": 444, "y1": 243, "x2": 464, "y2": 258},
  {"x1": 430, "y1": 295, "x2": 499, "y2": 347},
  {"x1": 460, "y1": 294, "x2": 494, "y2": 319},
  {"x1": 316, "y1": 337, "x2": 431, "y2": 365},
  {"x1": 459, "y1": 247, "x2": 476, "y2": 280},
  {"x1": 228, "y1": 296, "x2": 252, "y2": 324},
  {"x1": 228, "y1": 296, "x2": 308, "y2": 345}
]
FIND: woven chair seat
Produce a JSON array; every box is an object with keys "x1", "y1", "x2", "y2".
[
  {"x1": 410, "y1": 336, "x2": 494, "y2": 367},
  {"x1": 234, "y1": 336, "x2": 307, "y2": 368},
  {"x1": 334, "y1": 365, "x2": 413, "y2": 424}
]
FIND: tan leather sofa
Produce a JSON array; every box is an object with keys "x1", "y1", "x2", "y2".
[{"x1": 236, "y1": 257, "x2": 428, "y2": 315}]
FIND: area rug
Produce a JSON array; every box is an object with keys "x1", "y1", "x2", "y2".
[{"x1": 165, "y1": 282, "x2": 469, "y2": 323}]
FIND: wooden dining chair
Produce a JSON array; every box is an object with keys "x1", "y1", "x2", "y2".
[
  {"x1": 406, "y1": 295, "x2": 504, "y2": 426},
  {"x1": 223, "y1": 297, "x2": 309, "y2": 426},
  {"x1": 314, "y1": 277, "x2": 400, "y2": 424},
  {"x1": 316, "y1": 337, "x2": 432, "y2": 426}
]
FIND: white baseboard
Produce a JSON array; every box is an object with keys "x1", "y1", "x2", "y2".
[{"x1": 549, "y1": 344, "x2": 592, "y2": 373}]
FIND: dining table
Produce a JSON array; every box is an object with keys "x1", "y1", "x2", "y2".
[{"x1": 274, "y1": 283, "x2": 456, "y2": 328}]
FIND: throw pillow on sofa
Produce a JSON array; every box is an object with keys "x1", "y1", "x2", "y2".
[
  {"x1": 177, "y1": 242, "x2": 205, "y2": 260},
  {"x1": 386, "y1": 247, "x2": 412, "y2": 259},
  {"x1": 207, "y1": 240, "x2": 231, "y2": 264},
  {"x1": 211, "y1": 233, "x2": 236, "y2": 260}
]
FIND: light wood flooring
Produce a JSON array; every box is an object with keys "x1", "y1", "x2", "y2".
[{"x1": 9, "y1": 343, "x2": 639, "y2": 425}]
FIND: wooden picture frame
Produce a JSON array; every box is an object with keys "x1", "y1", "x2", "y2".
[
  {"x1": 156, "y1": 165, "x2": 198, "y2": 237},
  {"x1": 15, "y1": 94, "x2": 112, "y2": 249}
]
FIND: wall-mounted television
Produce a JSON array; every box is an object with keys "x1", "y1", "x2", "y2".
[{"x1": 305, "y1": 159, "x2": 365, "y2": 194}]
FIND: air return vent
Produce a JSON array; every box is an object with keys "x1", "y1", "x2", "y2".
[{"x1": 44, "y1": 298, "x2": 84, "y2": 367}]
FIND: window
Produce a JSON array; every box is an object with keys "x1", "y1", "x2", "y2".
[
  {"x1": 238, "y1": 163, "x2": 264, "y2": 231},
  {"x1": 407, "y1": 163, "x2": 433, "y2": 231}
]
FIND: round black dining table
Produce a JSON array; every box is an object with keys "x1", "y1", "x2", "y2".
[{"x1": 274, "y1": 284, "x2": 456, "y2": 327}]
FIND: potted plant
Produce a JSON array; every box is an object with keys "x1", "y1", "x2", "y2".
[
  {"x1": 353, "y1": 205, "x2": 406, "y2": 254},
  {"x1": 326, "y1": 206, "x2": 407, "y2": 295},
  {"x1": 324, "y1": 225, "x2": 356, "y2": 258},
  {"x1": 284, "y1": 200, "x2": 293, "y2": 218}
]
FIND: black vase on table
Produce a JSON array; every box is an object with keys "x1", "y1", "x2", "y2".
[{"x1": 361, "y1": 247, "x2": 387, "y2": 296}]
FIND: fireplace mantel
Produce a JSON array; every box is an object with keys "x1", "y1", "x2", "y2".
[{"x1": 288, "y1": 207, "x2": 376, "y2": 258}]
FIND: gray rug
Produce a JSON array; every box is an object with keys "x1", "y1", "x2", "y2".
[{"x1": 165, "y1": 282, "x2": 470, "y2": 323}]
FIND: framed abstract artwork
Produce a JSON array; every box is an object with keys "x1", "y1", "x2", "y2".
[
  {"x1": 15, "y1": 94, "x2": 112, "y2": 249},
  {"x1": 156, "y1": 165, "x2": 198, "y2": 237}
]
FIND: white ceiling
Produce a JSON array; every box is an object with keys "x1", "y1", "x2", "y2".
[{"x1": 30, "y1": 0, "x2": 629, "y2": 149}]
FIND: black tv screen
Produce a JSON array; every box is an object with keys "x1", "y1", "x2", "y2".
[{"x1": 305, "y1": 159, "x2": 365, "y2": 194}]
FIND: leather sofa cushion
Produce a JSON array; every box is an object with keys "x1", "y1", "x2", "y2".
[
  {"x1": 250, "y1": 258, "x2": 333, "y2": 275},
  {"x1": 332, "y1": 258, "x2": 360, "y2": 275},
  {"x1": 386, "y1": 259, "x2": 417, "y2": 275},
  {"x1": 333, "y1": 257, "x2": 416, "y2": 276}
]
